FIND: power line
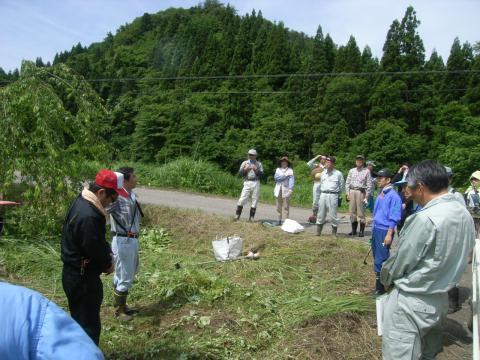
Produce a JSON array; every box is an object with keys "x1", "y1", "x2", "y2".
[{"x1": 0, "y1": 69, "x2": 479, "y2": 84}]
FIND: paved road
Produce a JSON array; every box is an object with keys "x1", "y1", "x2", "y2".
[
  {"x1": 136, "y1": 187, "x2": 473, "y2": 358},
  {"x1": 136, "y1": 187, "x2": 363, "y2": 236}
]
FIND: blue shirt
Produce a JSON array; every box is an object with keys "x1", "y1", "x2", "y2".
[
  {"x1": 0, "y1": 281, "x2": 104, "y2": 360},
  {"x1": 373, "y1": 186, "x2": 402, "y2": 230}
]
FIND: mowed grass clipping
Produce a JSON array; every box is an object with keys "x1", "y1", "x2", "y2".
[{"x1": 0, "y1": 206, "x2": 380, "y2": 360}]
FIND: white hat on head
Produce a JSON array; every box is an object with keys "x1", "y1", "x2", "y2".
[{"x1": 248, "y1": 149, "x2": 258, "y2": 156}]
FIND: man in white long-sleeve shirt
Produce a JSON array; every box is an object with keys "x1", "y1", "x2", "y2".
[
  {"x1": 235, "y1": 149, "x2": 264, "y2": 221},
  {"x1": 316, "y1": 156, "x2": 345, "y2": 236}
]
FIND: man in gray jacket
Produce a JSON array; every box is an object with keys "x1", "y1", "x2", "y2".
[{"x1": 380, "y1": 160, "x2": 475, "y2": 360}]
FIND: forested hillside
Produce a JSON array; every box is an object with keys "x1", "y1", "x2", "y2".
[{"x1": 9, "y1": 1, "x2": 480, "y2": 180}]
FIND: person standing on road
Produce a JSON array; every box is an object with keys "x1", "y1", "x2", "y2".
[
  {"x1": 380, "y1": 161, "x2": 475, "y2": 360},
  {"x1": 274, "y1": 157, "x2": 294, "y2": 226},
  {"x1": 444, "y1": 166, "x2": 467, "y2": 314},
  {"x1": 370, "y1": 169, "x2": 402, "y2": 295},
  {"x1": 307, "y1": 155, "x2": 326, "y2": 222},
  {"x1": 366, "y1": 160, "x2": 377, "y2": 212},
  {"x1": 316, "y1": 156, "x2": 344, "y2": 237},
  {"x1": 235, "y1": 149, "x2": 264, "y2": 221},
  {"x1": 466, "y1": 170, "x2": 480, "y2": 238},
  {"x1": 61, "y1": 169, "x2": 122, "y2": 345},
  {"x1": 108, "y1": 167, "x2": 144, "y2": 321},
  {"x1": 345, "y1": 155, "x2": 372, "y2": 237}
]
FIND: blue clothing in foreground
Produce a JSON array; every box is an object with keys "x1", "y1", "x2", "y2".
[
  {"x1": 372, "y1": 186, "x2": 402, "y2": 230},
  {"x1": 372, "y1": 228, "x2": 390, "y2": 273},
  {"x1": 0, "y1": 281, "x2": 104, "y2": 360}
]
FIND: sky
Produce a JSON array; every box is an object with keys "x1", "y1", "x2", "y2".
[{"x1": 1, "y1": 0, "x2": 479, "y2": 72}]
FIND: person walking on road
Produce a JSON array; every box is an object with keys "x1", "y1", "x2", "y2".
[
  {"x1": 380, "y1": 160, "x2": 475, "y2": 360},
  {"x1": 108, "y1": 167, "x2": 144, "y2": 321},
  {"x1": 316, "y1": 156, "x2": 344, "y2": 237},
  {"x1": 370, "y1": 169, "x2": 402, "y2": 295},
  {"x1": 274, "y1": 157, "x2": 294, "y2": 226},
  {"x1": 307, "y1": 155, "x2": 326, "y2": 223},
  {"x1": 345, "y1": 155, "x2": 372, "y2": 237},
  {"x1": 235, "y1": 149, "x2": 264, "y2": 221},
  {"x1": 61, "y1": 169, "x2": 122, "y2": 345}
]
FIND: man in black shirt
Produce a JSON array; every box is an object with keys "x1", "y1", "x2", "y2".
[{"x1": 61, "y1": 169, "x2": 123, "y2": 345}]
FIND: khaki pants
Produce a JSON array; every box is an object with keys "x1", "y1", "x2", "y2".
[
  {"x1": 276, "y1": 194, "x2": 290, "y2": 220},
  {"x1": 237, "y1": 180, "x2": 260, "y2": 208},
  {"x1": 349, "y1": 189, "x2": 366, "y2": 223},
  {"x1": 382, "y1": 288, "x2": 448, "y2": 360},
  {"x1": 316, "y1": 193, "x2": 339, "y2": 227}
]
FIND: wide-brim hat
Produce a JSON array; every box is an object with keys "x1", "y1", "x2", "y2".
[
  {"x1": 356, "y1": 155, "x2": 365, "y2": 161},
  {"x1": 279, "y1": 156, "x2": 291, "y2": 166},
  {"x1": 248, "y1": 149, "x2": 257, "y2": 156}
]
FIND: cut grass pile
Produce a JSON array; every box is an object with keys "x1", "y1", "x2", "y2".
[{"x1": 0, "y1": 205, "x2": 380, "y2": 359}]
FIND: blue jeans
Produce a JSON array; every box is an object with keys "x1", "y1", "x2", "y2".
[{"x1": 371, "y1": 227, "x2": 390, "y2": 273}]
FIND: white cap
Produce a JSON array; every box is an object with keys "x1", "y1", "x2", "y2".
[{"x1": 248, "y1": 149, "x2": 258, "y2": 156}]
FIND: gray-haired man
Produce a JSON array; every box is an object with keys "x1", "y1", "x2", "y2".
[
  {"x1": 235, "y1": 149, "x2": 264, "y2": 221},
  {"x1": 380, "y1": 160, "x2": 474, "y2": 360}
]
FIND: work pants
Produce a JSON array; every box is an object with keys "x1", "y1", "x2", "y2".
[
  {"x1": 237, "y1": 180, "x2": 260, "y2": 208},
  {"x1": 312, "y1": 182, "x2": 321, "y2": 210},
  {"x1": 112, "y1": 236, "x2": 139, "y2": 293},
  {"x1": 316, "y1": 193, "x2": 339, "y2": 227},
  {"x1": 276, "y1": 192, "x2": 290, "y2": 220},
  {"x1": 62, "y1": 266, "x2": 103, "y2": 345},
  {"x1": 372, "y1": 227, "x2": 390, "y2": 273},
  {"x1": 349, "y1": 189, "x2": 366, "y2": 223},
  {"x1": 382, "y1": 287, "x2": 448, "y2": 360}
]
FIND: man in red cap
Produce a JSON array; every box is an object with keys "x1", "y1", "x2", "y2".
[{"x1": 61, "y1": 169, "x2": 123, "y2": 345}]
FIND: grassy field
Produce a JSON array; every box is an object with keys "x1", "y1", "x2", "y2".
[{"x1": 0, "y1": 205, "x2": 380, "y2": 359}]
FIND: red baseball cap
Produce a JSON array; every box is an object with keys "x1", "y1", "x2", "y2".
[{"x1": 95, "y1": 169, "x2": 124, "y2": 194}]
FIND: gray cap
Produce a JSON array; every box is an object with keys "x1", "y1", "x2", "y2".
[
  {"x1": 366, "y1": 160, "x2": 376, "y2": 167},
  {"x1": 248, "y1": 149, "x2": 258, "y2": 156},
  {"x1": 444, "y1": 166, "x2": 453, "y2": 176}
]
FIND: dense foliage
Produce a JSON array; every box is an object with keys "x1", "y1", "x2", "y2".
[
  {"x1": 0, "y1": 62, "x2": 109, "y2": 237},
  {"x1": 1, "y1": 1, "x2": 480, "y2": 184}
]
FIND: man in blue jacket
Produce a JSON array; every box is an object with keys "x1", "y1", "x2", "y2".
[
  {"x1": 0, "y1": 281, "x2": 104, "y2": 359},
  {"x1": 371, "y1": 168, "x2": 402, "y2": 295}
]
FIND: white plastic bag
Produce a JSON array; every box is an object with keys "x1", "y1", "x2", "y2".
[
  {"x1": 212, "y1": 235, "x2": 243, "y2": 261},
  {"x1": 376, "y1": 294, "x2": 387, "y2": 336},
  {"x1": 281, "y1": 219, "x2": 304, "y2": 234}
]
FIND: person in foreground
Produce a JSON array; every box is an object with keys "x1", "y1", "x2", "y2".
[
  {"x1": 0, "y1": 281, "x2": 104, "y2": 360},
  {"x1": 61, "y1": 169, "x2": 122, "y2": 345},
  {"x1": 380, "y1": 160, "x2": 475, "y2": 360}
]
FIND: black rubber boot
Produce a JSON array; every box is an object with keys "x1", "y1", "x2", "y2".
[
  {"x1": 332, "y1": 226, "x2": 337, "y2": 237},
  {"x1": 113, "y1": 290, "x2": 134, "y2": 321},
  {"x1": 249, "y1": 207, "x2": 256, "y2": 221},
  {"x1": 358, "y1": 223, "x2": 365, "y2": 237},
  {"x1": 316, "y1": 224, "x2": 323, "y2": 236},
  {"x1": 313, "y1": 207, "x2": 318, "y2": 217},
  {"x1": 448, "y1": 286, "x2": 460, "y2": 314},
  {"x1": 235, "y1": 205, "x2": 243, "y2": 221},
  {"x1": 374, "y1": 273, "x2": 385, "y2": 296},
  {"x1": 348, "y1": 221, "x2": 358, "y2": 236}
]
